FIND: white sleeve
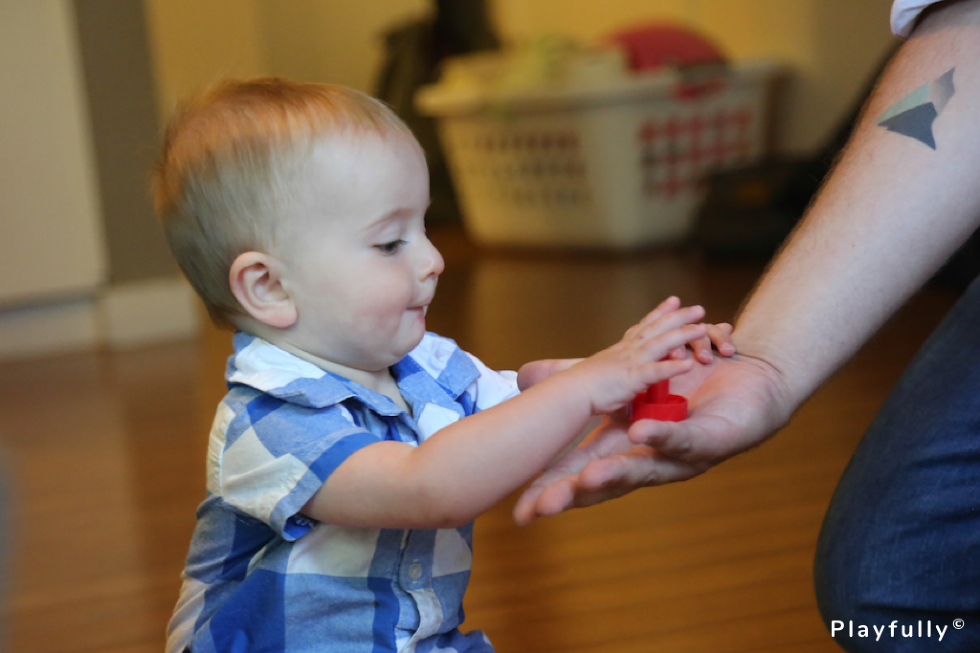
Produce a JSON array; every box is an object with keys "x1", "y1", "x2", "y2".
[
  {"x1": 891, "y1": 0, "x2": 943, "y2": 37},
  {"x1": 464, "y1": 352, "x2": 519, "y2": 411}
]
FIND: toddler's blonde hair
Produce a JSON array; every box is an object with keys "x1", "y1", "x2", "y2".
[{"x1": 153, "y1": 78, "x2": 414, "y2": 329}]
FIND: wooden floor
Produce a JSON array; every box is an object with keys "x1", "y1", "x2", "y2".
[{"x1": 0, "y1": 227, "x2": 962, "y2": 653}]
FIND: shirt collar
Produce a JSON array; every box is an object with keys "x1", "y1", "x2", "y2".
[{"x1": 226, "y1": 332, "x2": 479, "y2": 417}]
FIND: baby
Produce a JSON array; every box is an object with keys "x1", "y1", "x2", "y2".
[{"x1": 158, "y1": 78, "x2": 732, "y2": 653}]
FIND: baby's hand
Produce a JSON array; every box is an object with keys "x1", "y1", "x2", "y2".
[
  {"x1": 626, "y1": 297, "x2": 736, "y2": 365},
  {"x1": 560, "y1": 297, "x2": 707, "y2": 415},
  {"x1": 665, "y1": 321, "x2": 734, "y2": 364}
]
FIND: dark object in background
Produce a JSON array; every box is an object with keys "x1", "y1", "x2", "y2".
[
  {"x1": 694, "y1": 40, "x2": 980, "y2": 290},
  {"x1": 694, "y1": 157, "x2": 815, "y2": 260},
  {"x1": 936, "y1": 228, "x2": 980, "y2": 290},
  {"x1": 374, "y1": 0, "x2": 499, "y2": 226}
]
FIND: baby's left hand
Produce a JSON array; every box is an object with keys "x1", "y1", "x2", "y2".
[
  {"x1": 624, "y1": 300, "x2": 733, "y2": 365},
  {"x1": 516, "y1": 309, "x2": 734, "y2": 394},
  {"x1": 667, "y1": 321, "x2": 734, "y2": 364}
]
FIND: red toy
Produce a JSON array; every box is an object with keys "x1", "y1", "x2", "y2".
[{"x1": 629, "y1": 367, "x2": 688, "y2": 423}]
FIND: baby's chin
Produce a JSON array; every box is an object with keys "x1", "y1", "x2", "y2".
[
  {"x1": 381, "y1": 331, "x2": 426, "y2": 366},
  {"x1": 404, "y1": 330, "x2": 427, "y2": 355}
]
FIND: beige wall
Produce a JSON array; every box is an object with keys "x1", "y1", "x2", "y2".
[
  {"x1": 0, "y1": 1, "x2": 106, "y2": 305},
  {"x1": 143, "y1": 0, "x2": 269, "y2": 118},
  {"x1": 143, "y1": 0, "x2": 428, "y2": 119},
  {"x1": 258, "y1": 0, "x2": 429, "y2": 92},
  {"x1": 491, "y1": 0, "x2": 898, "y2": 154},
  {"x1": 0, "y1": 1, "x2": 199, "y2": 359}
]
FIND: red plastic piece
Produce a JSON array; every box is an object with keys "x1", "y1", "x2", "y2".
[{"x1": 629, "y1": 365, "x2": 688, "y2": 423}]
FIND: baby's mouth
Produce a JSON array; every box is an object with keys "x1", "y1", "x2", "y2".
[{"x1": 414, "y1": 293, "x2": 435, "y2": 315}]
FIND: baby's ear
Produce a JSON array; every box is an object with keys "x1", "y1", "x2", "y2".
[{"x1": 229, "y1": 252, "x2": 298, "y2": 329}]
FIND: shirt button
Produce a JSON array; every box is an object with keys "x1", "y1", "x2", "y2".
[{"x1": 408, "y1": 563, "x2": 423, "y2": 580}]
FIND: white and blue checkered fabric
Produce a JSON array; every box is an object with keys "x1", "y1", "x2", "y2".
[{"x1": 167, "y1": 332, "x2": 519, "y2": 653}]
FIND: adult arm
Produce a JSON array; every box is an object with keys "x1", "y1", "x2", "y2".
[
  {"x1": 514, "y1": 0, "x2": 980, "y2": 523},
  {"x1": 736, "y1": 0, "x2": 980, "y2": 404}
]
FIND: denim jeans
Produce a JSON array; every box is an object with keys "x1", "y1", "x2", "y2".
[{"x1": 814, "y1": 275, "x2": 980, "y2": 652}]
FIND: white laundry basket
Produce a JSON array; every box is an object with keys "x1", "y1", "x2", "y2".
[{"x1": 417, "y1": 59, "x2": 782, "y2": 248}]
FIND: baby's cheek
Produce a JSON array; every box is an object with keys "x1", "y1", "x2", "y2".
[{"x1": 362, "y1": 296, "x2": 412, "y2": 331}]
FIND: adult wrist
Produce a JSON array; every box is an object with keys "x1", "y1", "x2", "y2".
[{"x1": 728, "y1": 331, "x2": 804, "y2": 426}]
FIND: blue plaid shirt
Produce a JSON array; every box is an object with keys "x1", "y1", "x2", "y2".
[{"x1": 167, "y1": 332, "x2": 519, "y2": 653}]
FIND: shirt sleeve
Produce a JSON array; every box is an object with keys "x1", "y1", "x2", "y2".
[
  {"x1": 891, "y1": 0, "x2": 942, "y2": 37},
  {"x1": 463, "y1": 352, "x2": 520, "y2": 412},
  {"x1": 209, "y1": 394, "x2": 381, "y2": 540}
]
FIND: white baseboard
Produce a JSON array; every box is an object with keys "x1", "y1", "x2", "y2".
[
  {"x1": 0, "y1": 298, "x2": 102, "y2": 360},
  {"x1": 0, "y1": 276, "x2": 202, "y2": 360},
  {"x1": 100, "y1": 277, "x2": 201, "y2": 349}
]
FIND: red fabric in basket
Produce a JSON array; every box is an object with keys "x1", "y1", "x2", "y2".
[{"x1": 607, "y1": 24, "x2": 726, "y2": 72}]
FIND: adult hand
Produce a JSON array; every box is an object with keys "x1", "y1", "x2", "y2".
[{"x1": 512, "y1": 354, "x2": 793, "y2": 525}]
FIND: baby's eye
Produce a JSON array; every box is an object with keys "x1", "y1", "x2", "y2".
[{"x1": 375, "y1": 240, "x2": 406, "y2": 255}]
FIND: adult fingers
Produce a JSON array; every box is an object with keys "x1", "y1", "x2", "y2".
[
  {"x1": 628, "y1": 418, "x2": 701, "y2": 459},
  {"x1": 576, "y1": 445, "x2": 704, "y2": 489},
  {"x1": 521, "y1": 476, "x2": 581, "y2": 522}
]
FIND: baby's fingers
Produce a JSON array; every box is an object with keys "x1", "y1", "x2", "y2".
[
  {"x1": 634, "y1": 323, "x2": 707, "y2": 380},
  {"x1": 636, "y1": 355, "x2": 696, "y2": 387},
  {"x1": 708, "y1": 323, "x2": 735, "y2": 357},
  {"x1": 636, "y1": 296, "x2": 682, "y2": 327},
  {"x1": 685, "y1": 331, "x2": 710, "y2": 364},
  {"x1": 624, "y1": 297, "x2": 684, "y2": 339},
  {"x1": 684, "y1": 322, "x2": 735, "y2": 365},
  {"x1": 689, "y1": 323, "x2": 734, "y2": 363},
  {"x1": 633, "y1": 305, "x2": 706, "y2": 343}
]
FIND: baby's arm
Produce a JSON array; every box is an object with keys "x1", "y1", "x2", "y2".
[{"x1": 302, "y1": 299, "x2": 707, "y2": 529}]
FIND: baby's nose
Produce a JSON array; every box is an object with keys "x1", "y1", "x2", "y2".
[{"x1": 419, "y1": 241, "x2": 445, "y2": 279}]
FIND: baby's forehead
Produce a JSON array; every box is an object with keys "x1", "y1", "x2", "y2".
[
  {"x1": 304, "y1": 127, "x2": 422, "y2": 156},
  {"x1": 289, "y1": 129, "x2": 425, "y2": 178},
  {"x1": 280, "y1": 128, "x2": 427, "y2": 212}
]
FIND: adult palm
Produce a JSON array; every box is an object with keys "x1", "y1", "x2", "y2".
[{"x1": 512, "y1": 355, "x2": 793, "y2": 525}]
